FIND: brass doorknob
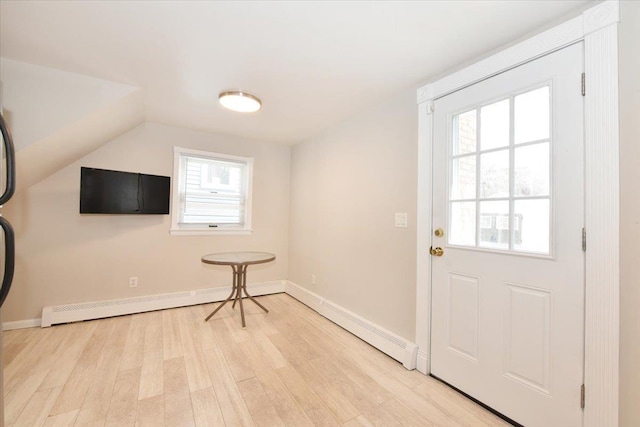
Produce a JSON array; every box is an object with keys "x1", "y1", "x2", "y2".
[{"x1": 430, "y1": 246, "x2": 444, "y2": 256}]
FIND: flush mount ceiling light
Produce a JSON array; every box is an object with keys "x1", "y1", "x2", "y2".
[{"x1": 218, "y1": 90, "x2": 262, "y2": 113}]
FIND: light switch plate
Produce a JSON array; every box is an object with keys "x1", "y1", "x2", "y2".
[{"x1": 395, "y1": 212, "x2": 408, "y2": 228}]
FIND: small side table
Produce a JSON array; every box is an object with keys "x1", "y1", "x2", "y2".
[{"x1": 201, "y1": 251, "x2": 276, "y2": 328}]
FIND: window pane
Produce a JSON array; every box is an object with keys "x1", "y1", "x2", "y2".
[
  {"x1": 188, "y1": 157, "x2": 244, "y2": 194},
  {"x1": 454, "y1": 110, "x2": 477, "y2": 155},
  {"x1": 480, "y1": 99, "x2": 509, "y2": 150},
  {"x1": 515, "y1": 143, "x2": 549, "y2": 197},
  {"x1": 515, "y1": 86, "x2": 549, "y2": 144},
  {"x1": 450, "y1": 202, "x2": 476, "y2": 246},
  {"x1": 451, "y1": 155, "x2": 476, "y2": 200},
  {"x1": 181, "y1": 155, "x2": 246, "y2": 225},
  {"x1": 514, "y1": 199, "x2": 550, "y2": 253},
  {"x1": 479, "y1": 201, "x2": 509, "y2": 249},
  {"x1": 480, "y1": 149, "x2": 509, "y2": 199}
]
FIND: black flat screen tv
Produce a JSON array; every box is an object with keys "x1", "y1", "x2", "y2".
[{"x1": 80, "y1": 167, "x2": 170, "y2": 214}]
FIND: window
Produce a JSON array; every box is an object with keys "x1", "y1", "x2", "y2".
[
  {"x1": 171, "y1": 147, "x2": 253, "y2": 235},
  {"x1": 448, "y1": 85, "x2": 551, "y2": 254}
]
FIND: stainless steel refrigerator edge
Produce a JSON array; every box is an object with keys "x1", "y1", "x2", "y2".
[{"x1": 0, "y1": 82, "x2": 18, "y2": 427}]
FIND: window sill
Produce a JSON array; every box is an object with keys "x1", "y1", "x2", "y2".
[{"x1": 169, "y1": 228, "x2": 253, "y2": 236}]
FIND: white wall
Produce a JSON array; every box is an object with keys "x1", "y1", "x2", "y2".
[
  {"x1": 618, "y1": 1, "x2": 640, "y2": 424},
  {"x1": 288, "y1": 89, "x2": 418, "y2": 340},
  {"x1": 2, "y1": 123, "x2": 290, "y2": 322}
]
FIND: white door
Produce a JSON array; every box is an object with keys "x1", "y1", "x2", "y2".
[{"x1": 430, "y1": 43, "x2": 584, "y2": 427}]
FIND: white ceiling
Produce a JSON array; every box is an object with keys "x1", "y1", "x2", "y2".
[{"x1": 0, "y1": 1, "x2": 592, "y2": 145}]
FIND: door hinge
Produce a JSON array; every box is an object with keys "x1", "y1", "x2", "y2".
[
  {"x1": 581, "y1": 73, "x2": 586, "y2": 96},
  {"x1": 582, "y1": 228, "x2": 587, "y2": 251},
  {"x1": 580, "y1": 384, "x2": 585, "y2": 409}
]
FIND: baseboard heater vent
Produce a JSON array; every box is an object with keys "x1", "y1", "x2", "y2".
[
  {"x1": 285, "y1": 281, "x2": 418, "y2": 370},
  {"x1": 41, "y1": 281, "x2": 285, "y2": 327}
]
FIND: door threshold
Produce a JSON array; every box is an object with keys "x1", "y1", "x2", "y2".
[{"x1": 430, "y1": 374, "x2": 523, "y2": 427}]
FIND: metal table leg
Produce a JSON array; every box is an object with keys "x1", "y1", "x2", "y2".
[
  {"x1": 203, "y1": 262, "x2": 269, "y2": 327},
  {"x1": 242, "y1": 270, "x2": 269, "y2": 313},
  {"x1": 204, "y1": 265, "x2": 238, "y2": 322}
]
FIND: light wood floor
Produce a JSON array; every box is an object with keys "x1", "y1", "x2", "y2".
[{"x1": 3, "y1": 293, "x2": 510, "y2": 427}]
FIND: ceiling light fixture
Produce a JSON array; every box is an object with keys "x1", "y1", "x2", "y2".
[{"x1": 218, "y1": 90, "x2": 262, "y2": 113}]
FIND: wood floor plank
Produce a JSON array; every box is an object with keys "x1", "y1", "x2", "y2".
[
  {"x1": 246, "y1": 327, "x2": 287, "y2": 370},
  {"x1": 2, "y1": 338, "x2": 30, "y2": 370},
  {"x1": 187, "y1": 305, "x2": 217, "y2": 350},
  {"x1": 163, "y1": 308, "x2": 183, "y2": 360},
  {"x1": 307, "y1": 357, "x2": 402, "y2": 426},
  {"x1": 74, "y1": 316, "x2": 131, "y2": 426},
  {"x1": 237, "y1": 377, "x2": 285, "y2": 427},
  {"x1": 12, "y1": 386, "x2": 62, "y2": 427},
  {"x1": 276, "y1": 314, "x2": 394, "y2": 407},
  {"x1": 252, "y1": 310, "x2": 279, "y2": 336},
  {"x1": 134, "y1": 395, "x2": 164, "y2": 427},
  {"x1": 119, "y1": 313, "x2": 148, "y2": 372},
  {"x1": 163, "y1": 357, "x2": 195, "y2": 427},
  {"x1": 381, "y1": 398, "x2": 436, "y2": 427},
  {"x1": 239, "y1": 340, "x2": 314, "y2": 427},
  {"x1": 49, "y1": 318, "x2": 119, "y2": 416},
  {"x1": 342, "y1": 414, "x2": 374, "y2": 427},
  {"x1": 138, "y1": 358, "x2": 163, "y2": 401},
  {"x1": 4, "y1": 294, "x2": 512, "y2": 427},
  {"x1": 38, "y1": 322, "x2": 99, "y2": 391},
  {"x1": 290, "y1": 359, "x2": 360, "y2": 423},
  {"x1": 191, "y1": 387, "x2": 225, "y2": 427},
  {"x1": 138, "y1": 311, "x2": 164, "y2": 400},
  {"x1": 222, "y1": 310, "x2": 252, "y2": 343},
  {"x1": 275, "y1": 364, "x2": 341, "y2": 426},
  {"x1": 105, "y1": 367, "x2": 141, "y2": 427},
  {"x1": 412, "y1": 381, "x2": 511, "y2": 427},
  {"x1": 177, "y1": 308, "x2": 212, "y2": 392},
  {"x1": 347, "y1": 358, "x2": 468, "y2": 427},
  {"x1": 3, "y1": 327, "x2": 49, "y2": 387},
  {"x1": 209, "y1": 317, "x2": 255, "y2": 383},
  {"x1": 267, "y1": 323, "x2": 322, "y2": 366},
  {"x1": 42, "y1": 409, "x2": 79, "y2": 427},
  {"x1": 203, "y1": 344, "x2": 254, "y2": 426},
  {"x1": 4, "y1": 322, "x2": 74, "y2": 401}
]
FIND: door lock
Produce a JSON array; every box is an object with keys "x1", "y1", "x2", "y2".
[
  {"x1": 430, "y1": 246, "x2": 444, "y2": 256},
  {"x1": 434, "y1": 228, "x2": 444, "y2": 237}
]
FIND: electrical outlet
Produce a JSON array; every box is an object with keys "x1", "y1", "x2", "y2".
[
  {"x1": 311, "y1": 274, "x2": 316, "y2": 286},
  {"x1": 129, "y1": 276, "x2": 138, "y2": 288}
]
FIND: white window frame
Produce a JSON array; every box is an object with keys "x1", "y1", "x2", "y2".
[{"x1": 170, "y1": 146, "x2": 253, "y2": 236}]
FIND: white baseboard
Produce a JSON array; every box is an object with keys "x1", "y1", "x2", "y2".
[
  {"x1": 416, "y1": 350, "x2": 429, "y2": 374},
  {"x1": 285, "y1": 281, "x2": 418, "y2": 370},
  {"x1": 40, "y1": 280, "x2": 285, "y2": 327},
  {"x1": 3, "y1": 318, "x2": 41, "y2": 331}
]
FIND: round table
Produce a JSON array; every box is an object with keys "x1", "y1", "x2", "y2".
[{"x1": 201, "y1": 251, "x2": 276, "y2": 328}]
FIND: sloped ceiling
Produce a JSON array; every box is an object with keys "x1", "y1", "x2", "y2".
[
  {"x1": 0, "y1": 1, "x2": 592, "y2": 146},
  {"x1": 0, "y1": 59, "x2": 144, "y2": 189},
  {"x1": 16, "y1": 90, "x2": 144, "y2": 190},
  {"x1": 0, "y1": 59, "x2": 140, "y2": 151}
]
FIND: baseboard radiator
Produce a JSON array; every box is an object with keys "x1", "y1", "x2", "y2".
[
  {"x1": 34, "y1": 279, "x2": 418, "y2": 370},
  {"x1": 40, "y1": 281, "x2": 285, "y2": 327}
]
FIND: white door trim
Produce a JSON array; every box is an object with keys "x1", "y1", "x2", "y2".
[{"x1": 415, "y1": 2, "x2": 620, "y2": 426}]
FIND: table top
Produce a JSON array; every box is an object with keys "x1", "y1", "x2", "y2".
[{"x1": 201, "y1": 251, "x2": 276, "y2": 266}]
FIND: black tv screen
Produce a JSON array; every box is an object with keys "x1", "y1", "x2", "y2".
[{"x1": 80, "y1": 167, "x2": 170, "y2": 214}]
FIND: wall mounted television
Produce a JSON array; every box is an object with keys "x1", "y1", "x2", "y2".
[{"x1": 80, "y1": 167, "x2": 170, "y2": 214}]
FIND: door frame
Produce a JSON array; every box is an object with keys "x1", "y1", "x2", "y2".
[{"x1": 415, "y1": 2, "x2": 620, "y2": 427}]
